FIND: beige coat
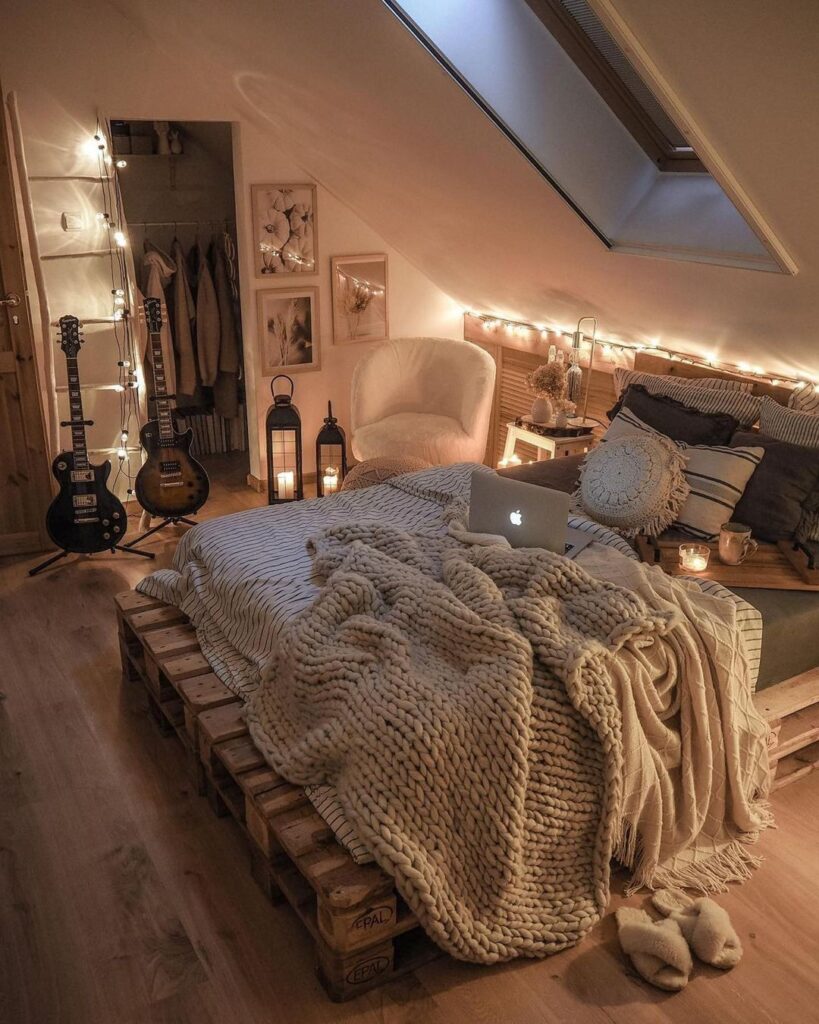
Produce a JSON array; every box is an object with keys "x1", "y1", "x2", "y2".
[
  {"x1": 170, "y1": 239, "x2": 197, "y2": 399},
  {"x1": 190, "y1": 241, "x2": 220, "y2": 387}
]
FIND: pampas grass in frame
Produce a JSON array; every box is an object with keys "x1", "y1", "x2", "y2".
[{"x1": 257, "y1": 287, "x2": 320, "y2": 374}]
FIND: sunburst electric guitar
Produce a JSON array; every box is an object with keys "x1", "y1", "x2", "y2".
[
  {"x1": 44, "y1": 315, "x2": 129, "y2": 552},
  {"x1": 134, "y1": 297, "x2": 209, "y2": 518}
]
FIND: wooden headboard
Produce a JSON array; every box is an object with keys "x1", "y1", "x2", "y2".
[{"x1": 633, "y1": 353, "x2": 793, "y2": 406}]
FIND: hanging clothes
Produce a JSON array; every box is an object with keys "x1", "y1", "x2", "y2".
[
  {"x1": 170, "y1": 238, "x2": 198, "y2": 401},
  {"x1": 139, "y1": 246, "x2": 177, "y2": 400},
  {"x1": 188, "y1": 239, "x2": 221, "y2": 387},
  {"x1": 212, "y1": 240, "x2": 240, "y2": 419}
]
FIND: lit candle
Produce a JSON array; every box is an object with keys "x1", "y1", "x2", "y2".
[
  {"x1": 322, "y1": 467, "x2": 339, "y2": 495},
  {"x1": 277, "y1": 470, "x2": 294, "y2": 500},
  {"x1": 508, "y1": 454, "x2": 522, "y2": 466},
  {"x1": 679, "y1": 543, "x2": 710, "y2": 573},
  {"x1": 498, "y1": 458, "x2": 508, "y2": 469}
]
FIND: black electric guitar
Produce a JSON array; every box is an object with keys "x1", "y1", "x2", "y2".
[
  {"x1": 45, "y1": 316, "x2": 128, "y2": 552},
  {"x1": 134, "y1": 297, "x2": 209, "y2": 517}
]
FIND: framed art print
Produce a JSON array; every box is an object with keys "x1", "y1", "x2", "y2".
[
  {"x1": 257, "y1": 286, "x2": 320, "y2": 373},
  {"x1": 331, "y1": 253, "x2": 389, "y2": 344},
  {"x1": 251, "y1": 184, "x2": 317, "y2": 277}
]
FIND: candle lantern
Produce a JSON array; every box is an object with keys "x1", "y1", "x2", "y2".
[
  {"x1": 266, "y1": 374, "x2": 303, "y2": 504},
  {"x1": 315, "y1": 401, "x2": 348, "y2": 497}
]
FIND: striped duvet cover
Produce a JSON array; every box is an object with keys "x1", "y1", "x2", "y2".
[{"x1": 137, "y1": 463, "x2": 761, "y2": 863}]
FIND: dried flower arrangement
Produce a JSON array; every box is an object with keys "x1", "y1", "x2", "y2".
[{"x1": 526, "y1": 362, "x2": 567, "y2": 400}]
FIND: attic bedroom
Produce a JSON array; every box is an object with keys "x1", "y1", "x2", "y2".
[{"x1": 1, "y1": 1, "x2": 817, "y2": 1021}]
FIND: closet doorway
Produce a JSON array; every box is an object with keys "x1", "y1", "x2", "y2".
[{"x1": 114, "y1": 119, "x2": 248, "y2": 494}]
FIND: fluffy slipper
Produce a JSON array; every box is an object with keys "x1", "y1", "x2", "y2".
[
  {"x1": 651, "y1": 888, "x2": 742, "y2": 969},
  {"x1": 615, "y1": 907, "x2": 693, "y2": 992}
]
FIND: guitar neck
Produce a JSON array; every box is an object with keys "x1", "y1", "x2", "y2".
[
  {"x1": 148, "y1": 327, "x2": 174, "y2": 442},
  {"x1": 65, "y1": 355, "x2": 89, "y2": 469}
]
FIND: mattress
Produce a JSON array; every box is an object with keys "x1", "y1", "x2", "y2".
[{"x1": 138, "y1": 462, "x2": 762, "y2": 862}]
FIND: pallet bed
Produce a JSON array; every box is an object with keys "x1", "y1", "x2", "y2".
[
  {"x1": 115, "y1": 587, "x2": 819, "y2": 999},
  {"x1": 115, "y1": 590, "x2": 440, "y2": 1001}
]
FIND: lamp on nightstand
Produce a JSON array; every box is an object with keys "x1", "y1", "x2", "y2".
[{"x1": 569, "y1": 316, "x2": 598, "y2": 431}]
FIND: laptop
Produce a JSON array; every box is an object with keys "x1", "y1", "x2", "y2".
[{"x1": 468, "y1": 470, "x2": 593, "y2": 557}]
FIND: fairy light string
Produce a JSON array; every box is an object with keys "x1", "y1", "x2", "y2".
[
  {"x1": 89, "y1": 119, "x2": 143, "y2": 501},
  {"x1": 468, "y1": 311, "x2": 813, "y2": 393}
]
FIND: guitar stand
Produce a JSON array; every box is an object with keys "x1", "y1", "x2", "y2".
[
  {"x1": 28, "y1": 544, "x2": 155, "y2": 577},
  {"x1": 121, "y1": 516, "x2": 198, "y2": 551}
]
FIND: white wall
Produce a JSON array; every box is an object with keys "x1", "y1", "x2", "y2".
[
  {"x1": 4, "y1": 0, "x2": 818, "y2": 397},
  {"x1": 0, "y1": 5, "x2": 462, "y2": 483}
]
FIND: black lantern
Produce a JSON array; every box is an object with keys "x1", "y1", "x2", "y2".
[
  {"x1": 315, "y1": 401, "x2": 348, "y2": 497},
  {"x1": 266, "y1": 375, "x2": 303, "y2": 504}
]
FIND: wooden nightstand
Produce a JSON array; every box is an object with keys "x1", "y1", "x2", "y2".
[{"x1": 501, "y1": 421, "x2": 595, "y2": 464}]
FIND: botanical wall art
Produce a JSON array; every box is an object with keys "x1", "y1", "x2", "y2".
[
  {"x1": 251, "y1": 184, "x2": 317, "y2": 277},
  {"x1": 257, "y1": 287, "x2": 320, "y2": 374},
  {"x1": 331, "y1": 253, "x2": 389, "y2": 344}
]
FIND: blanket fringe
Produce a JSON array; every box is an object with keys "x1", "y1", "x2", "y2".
[{"x1": 616, "y1": 799, "x2": 775, "y2": 897}]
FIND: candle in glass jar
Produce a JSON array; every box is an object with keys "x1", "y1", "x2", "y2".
[
  {"x1": 277, "y1": 470, "x2": 294, "y2": 500},
  {"x1": 322, "y1": 466, "x2": 339, "y2": 495},
  {"x1": 679, "y1": 543, "x2": 710, "y2": 573}
]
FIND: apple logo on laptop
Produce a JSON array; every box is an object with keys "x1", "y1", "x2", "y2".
[{"x1": 509, "y1": 508, "x2": 523, "y2": 527}]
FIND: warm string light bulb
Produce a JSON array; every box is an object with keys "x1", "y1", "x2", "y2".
[
  {"x1": 117, "y1": 447, "x2": 127, "y2": 460},
  {"x1": 115, "y1": 159, "x2": 127, "y2": 169},
  {"x1": 113, "y1": 230, "x2": 127, "y2": 248}
]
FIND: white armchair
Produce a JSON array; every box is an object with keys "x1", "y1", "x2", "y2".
[{"x1": 350, "y1": 337, "x2": 496, "y2": 465}]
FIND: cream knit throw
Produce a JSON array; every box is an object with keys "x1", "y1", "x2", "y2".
[{"x1": 247, "y1": 515, "x2": 772, "y2": 964}]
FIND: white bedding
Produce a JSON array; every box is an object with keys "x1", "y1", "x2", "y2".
[{"x1": 137, "y1": 463, "x2": 762, "y2": 862}]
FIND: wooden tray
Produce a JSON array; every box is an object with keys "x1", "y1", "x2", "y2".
[{"x1": 635, "y1": 536, "x2": 819, "y2": 591}]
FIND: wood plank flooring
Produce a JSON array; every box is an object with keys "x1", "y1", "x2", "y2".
[{"x1": 2, "y1": 455, "x2": 818, "y2": 1024}]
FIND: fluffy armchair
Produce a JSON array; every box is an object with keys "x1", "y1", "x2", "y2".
[{"x1": 350, "y1": 337, "x2": 496, "y2": 465}]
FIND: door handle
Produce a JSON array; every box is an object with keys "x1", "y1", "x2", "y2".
[{"x1": 0, "y1": 293, "x2": 20, "y2": 308}]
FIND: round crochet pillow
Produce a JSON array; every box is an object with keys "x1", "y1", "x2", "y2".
[
  {"x1": 341, "y1": 455, "x2": 431, "y2": 492},
  {"x1": 575, "y1": 435, "x2": 689, "y2": 537}
]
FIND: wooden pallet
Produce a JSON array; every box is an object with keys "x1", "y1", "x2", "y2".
[
  {"x1": 754, "y1": 669, "x2": 819, "y2": 789},
  {"x1": 115, "y1": 590, "x2": 440, "y2": 1001},
  {"x1": 115, "y1": 587, "x2": 819, "y2": 997}
]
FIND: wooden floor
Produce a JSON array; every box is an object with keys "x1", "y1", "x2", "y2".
[{"x1": 2, "y1": 454, "x2": 818, "y2": 1024}]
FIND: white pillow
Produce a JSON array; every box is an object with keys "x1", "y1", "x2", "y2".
[
  {"x1": 601, "y1": 409, "x2": 765, "y2": 540},
  {"x1": 575, "y1": 434, "x2": 689, "y2": 538}
]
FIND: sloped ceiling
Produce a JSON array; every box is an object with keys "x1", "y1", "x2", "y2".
[{"x1": 10, "y1": 0, "x2": 819, "y2": 375}]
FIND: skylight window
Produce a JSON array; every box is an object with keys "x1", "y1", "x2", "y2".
[
  {"x1": 385, "y1": 0, "x2": 794, "y2": 274},
  {"x1": 527, "y1": 0, "x2": 705, "y2": 172}
]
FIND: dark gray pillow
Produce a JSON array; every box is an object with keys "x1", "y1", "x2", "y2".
[
  {"x1": 608, "y1": 384, "x2": 738, "y2": 446},
  {"x1": 731, "y1": 430, "x2": 819, "y2": 541}
]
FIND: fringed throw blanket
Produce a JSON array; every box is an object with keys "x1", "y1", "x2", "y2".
[{"x1": 246, "y1": 516, "x2": 772, "y2": 964}]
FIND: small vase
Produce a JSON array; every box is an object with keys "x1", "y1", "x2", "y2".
[
  {"x1": 555, "y1": 407, "x2": 569, "y2": 429},
  {"x1": 531, "y1": 396, "x2": 553, "y2": 425}
]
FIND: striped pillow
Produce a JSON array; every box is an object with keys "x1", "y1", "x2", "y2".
[
  {"x1": 759, "y1": 397, "x2": 819, "y2": 541},
  {"x1": 611, "y1": 375, "x2": 761, "y2": 429},
  {"x1": 603, "y1": 406, "x2": 659, "y2": 442},
  {"x1": 788, "y1": 381, "x2": 819, "y2": 414},
  {"x1": 674, "y1": 445, "x2": 765, "y2": 540},
  {"x1": 614, "y1": 367, "x2": 754, "y2": 398}
]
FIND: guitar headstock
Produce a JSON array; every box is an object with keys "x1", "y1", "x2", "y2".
[
  {"x1": 58, "y1": 315, "x2": 83, "y2": 357},
  {"x1": 144, "y1": 297, "x2": 162, "y2": 334}
]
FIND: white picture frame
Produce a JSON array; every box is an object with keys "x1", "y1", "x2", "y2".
[
  {"x1": 251, "y1": 183, "x2": 318, "y2": 277},
  {"x1": 257, "y1": 286, "x2": 320, "y2": 374},
  {"x1": 331, "y1": 253, "x2": 389, "y2": 344}
]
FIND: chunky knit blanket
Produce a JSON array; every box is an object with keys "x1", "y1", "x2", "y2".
[{"x1": 247, "y1": 515, "x2": 772, "y2": 964}]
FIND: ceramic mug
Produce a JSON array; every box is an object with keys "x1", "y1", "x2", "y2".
[{"x1": 719, "y1": 522, "x2": 758, "y2": 565}]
